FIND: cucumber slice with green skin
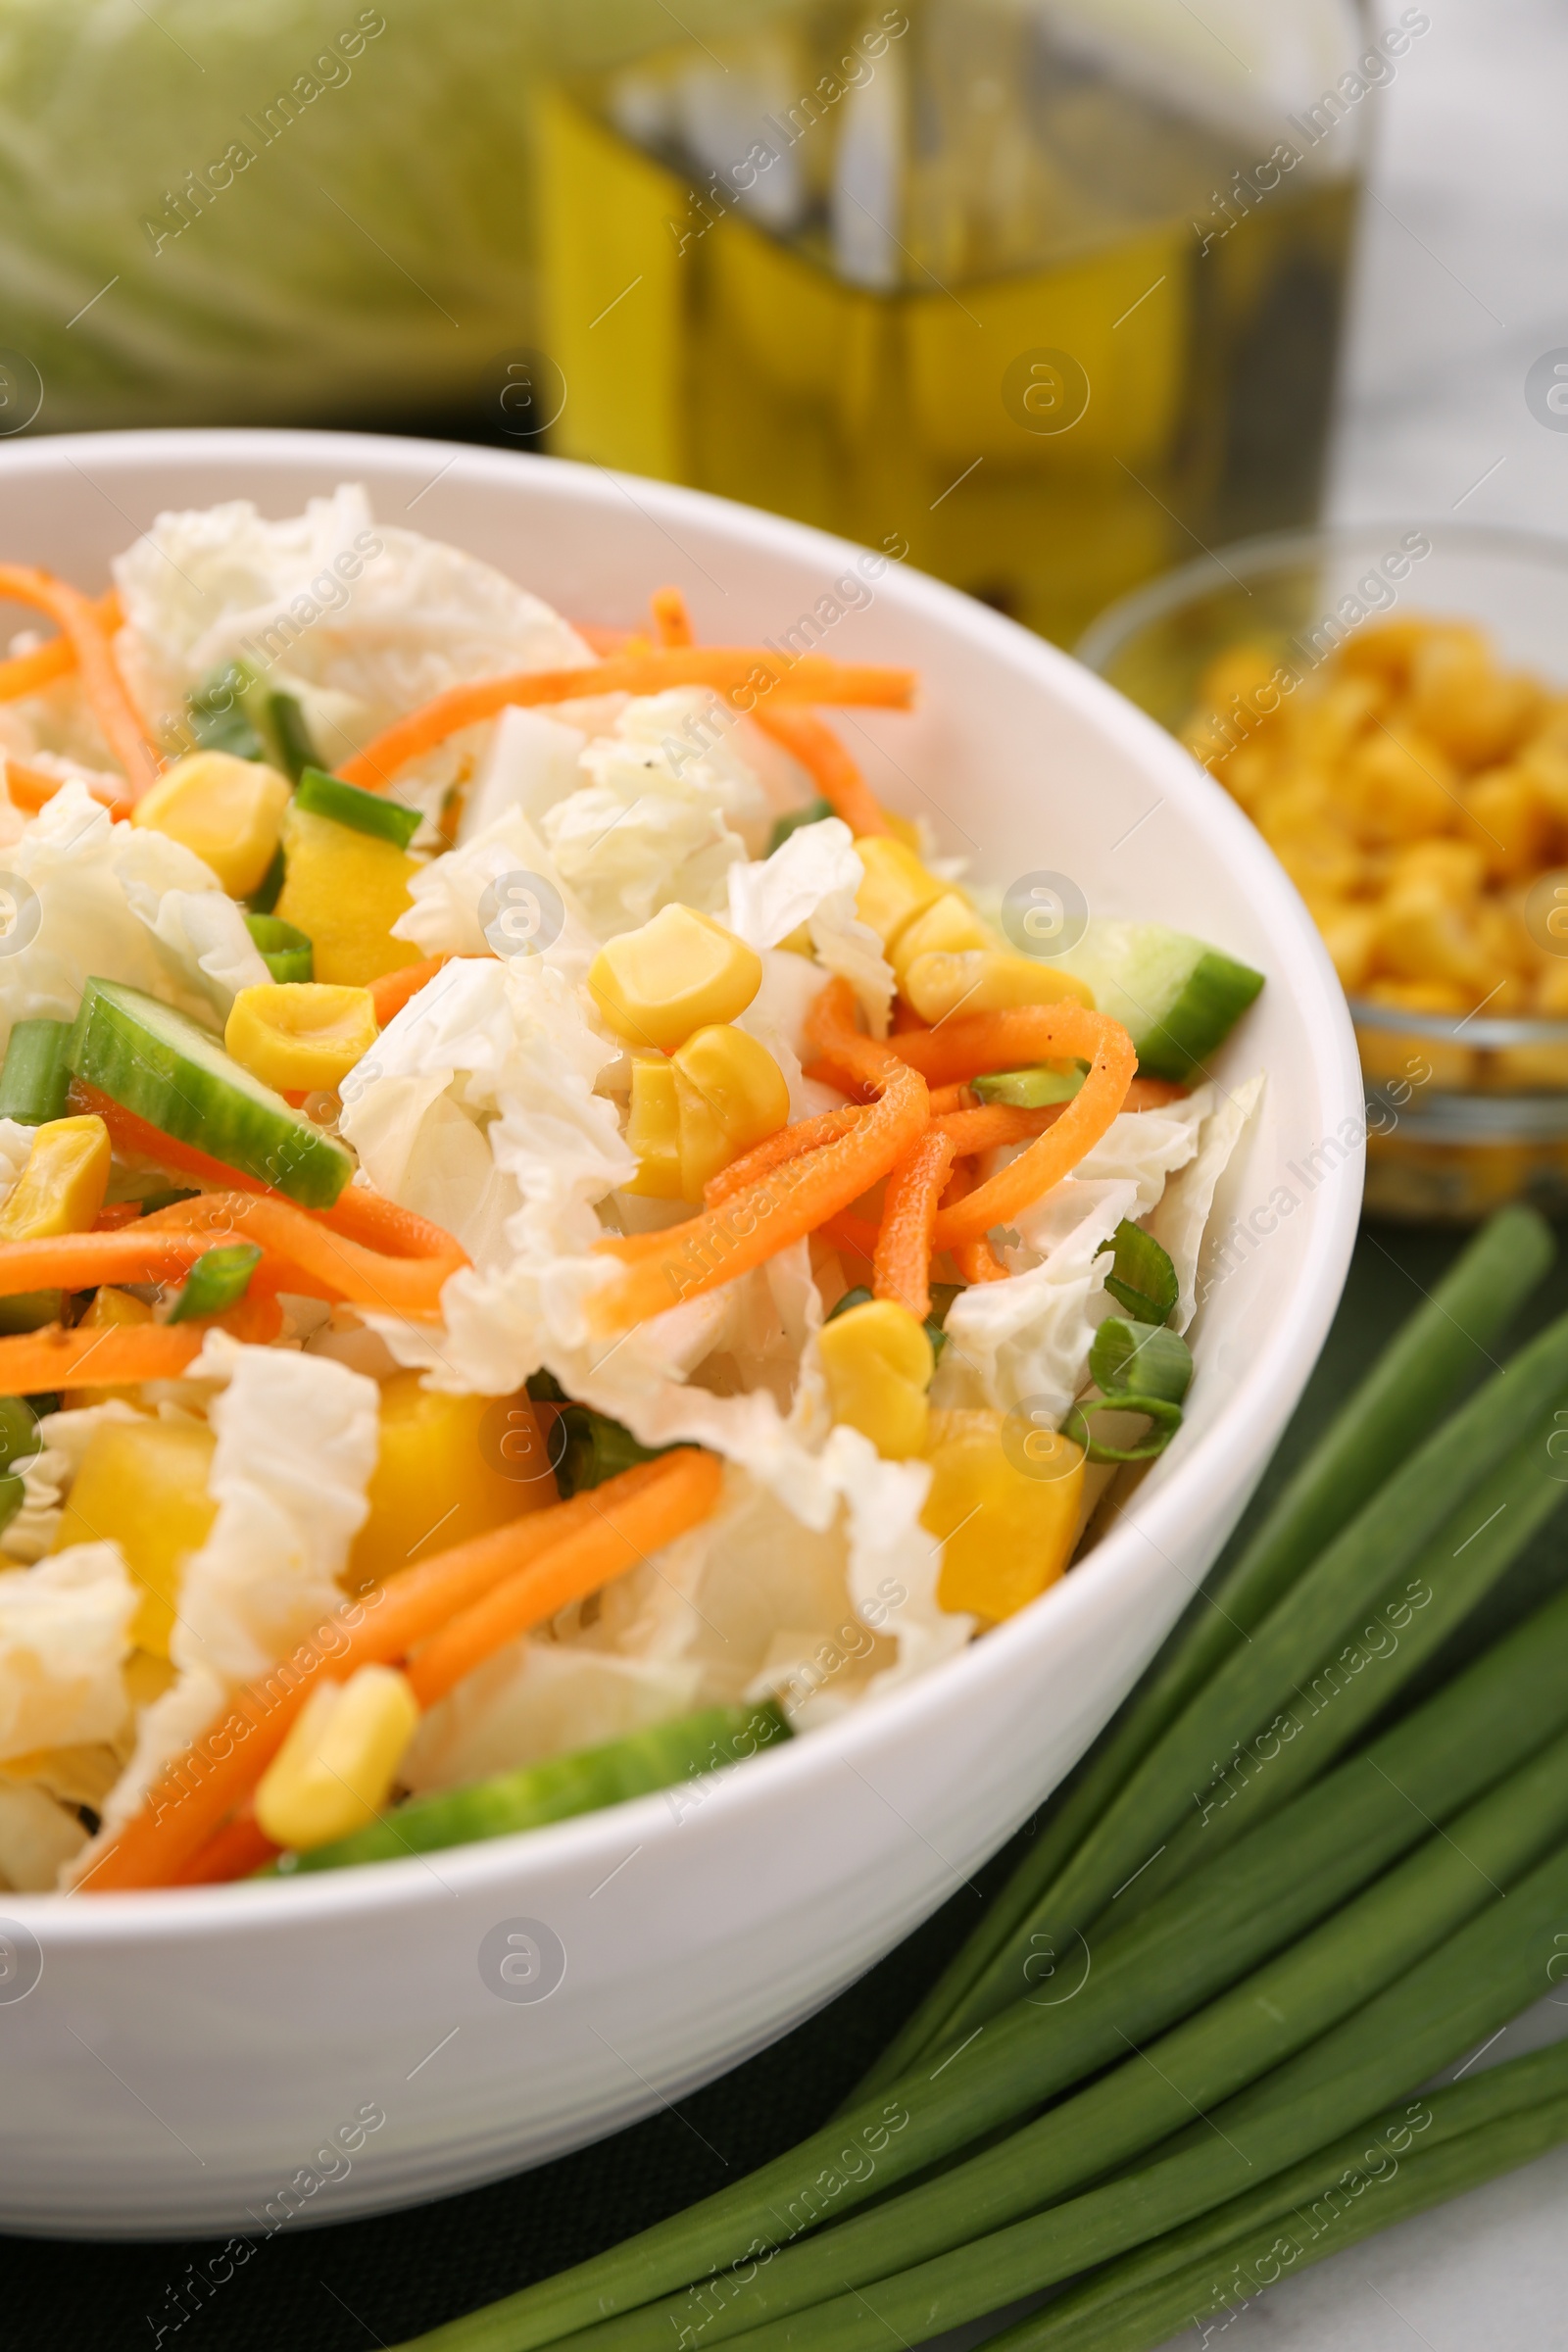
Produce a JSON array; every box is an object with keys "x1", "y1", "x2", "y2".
[
  {"x1": 766, "y1": 798, "x2": 835, "y2": 855},
  {"x1": 0, "y1": 1018, "x2": 74, "y2": 1124},
  {"x1": 295, "y1": 766, "x2": 421, "y2": 850},
  {"x1": 67, "y1": 979, "x2": 353, "y2": 1208},
  {"x1": 1058, "y1": 918, "x2": 1263, "y2": 1081},
  {"x1": 276, "y1": 1698, "x2": 792, "y2": 1873},
  {"x1": 972, "y1": 1064, "x2": 1086, "y2": 1110},
  {"x1": 168, "y1": 1242, "x2": 262, "y2": 1323},
  {"x1": 244, "y1": 912, "x2": 314, "y2": 984}
]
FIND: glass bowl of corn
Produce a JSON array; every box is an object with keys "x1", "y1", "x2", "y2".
[{"x1": 1077, "y1": 522, "x2": 1568, "y2": 1220}]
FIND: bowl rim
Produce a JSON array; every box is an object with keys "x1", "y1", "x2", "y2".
[
  {"x1": 1072, "y1": 516, "x2": 1568, "y2": 677},
  {"x1": 0, "y1": 425, "x2": 1364, "y2": 1942}
]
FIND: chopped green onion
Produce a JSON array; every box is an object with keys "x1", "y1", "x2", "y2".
[
  {"x1": 1065, "y1": 1393, "x2": 1183, "y2": 1462},
  {"x1": 246, "y1": 843, "x2": 285, "y2": 915},
  {"x1": 972, "y1": 1064, "x2": 1086, "y2": 1110},
  {"x1": 554, "y1": 1404, "x2": 674, "y2": 1499},
  {"x1": 864, "y1": 1204, "x2": 1554, "y2": 2090},
  {"x1": 167, "y1": 1242, "x2": 262, "y2": 1324},
  {"x1": 244, "y1": 912, "x2": 314, "y2": 985},
  {"x1": 0, "y1": 1292, "x2": 63, "y2": 1334},
  {"x1": 0, "y1": 1472, "x2": 23, "y2": 1537},
  {"x1": 185, "y1": 662, "x2": 266, "y2": 762},
  {"x1": 0, "y1": 1396, "x2": 42, "y2": 1471},
  {"x1": 0, "y1": 1017, "x2": 74, "y2": 1125},
  {"x1": 295, "y1": 765, "x2": 422, "y2": 849},
  {"x1": 1089, "y1": 1317, "x2": 1193, "y2": 1403},
  {"x1": 766, "y1": 797, "x2": 835, "y2": 855},
  {"x1": 262, "y1": 690, "x2": 318, "y2": 782},
  {"x1": 1096, "y1": 1219, "x2": 1178, "y2": 1324},
  {"x1": 133, "y1": 1187, "x2": 200, "y2": 1215}
]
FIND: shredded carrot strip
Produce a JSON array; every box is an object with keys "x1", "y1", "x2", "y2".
[
  {"x1": 0, "y1": 588, "x2": 121, "y2": 703},
  {"x1": 750, "y1": 707, "x2": 892, "y2": 838},
  {"x1": 928, "y1": 1082, "x2": 976, "y2": 1114},
  {"x1": 874, "y1": 1127, "x2": 956, "y2": 1321},
  {"x1": 886, "y1": 1006, "x2": 1135, "y2": 1247},
  {"x1": 408, "y1": 1449, "x2": 722, "y2": 1707},
  {"x1": 703, "y1": 1104, "x2": 868, "y2": 1209},
  {"x1": 0, "y1": 567, "x2": 157, "y2": 798},
  {"x1": 137, "y1": 1192, "x2": 466, "y2": 1315},
  {"x1": 932, "y1": 1102, "x2": 1060, "y2": 1154},
  {"x1": 819, "y1": 1209, "x2": 879, "y2": 1262},
  {"x1": 0, "y1": 1298, "x2": 281, "y2": 1396},
  {"x1": 337, "y1": 650, "x2": 916, "y2": 790},
  {"x1": 67, "y1": 1081, "x2": 462, "y2": 1265},
  {"x1": 588, "y1": 981, "x2": 928, "y2": 1333},
  {"x1": 571, "y1": 621, "x2": 641, "y2": 657},
  {"x1": 650, "y1": 585, "x2": 695, "y2": 648},
  {"x1": 171, "y1": 1811, "x2": 278, "y2": 1886},
  {"x1": 1126, "y1": 1076, "x2": 1190, "y2": 1110},
  {"x1": 79, "y1": 1460, "x2": 679, "y2": 1891},
  {"x1": 892, "y1": 999, "x2": 931, "y2": 1036},
  {"x1": 940, "y1": 1159, "x2": 1009, "y2": 1284},
  {"x1": 3, "y1": 756, "x2": 133, "y2": 823},
  {"x1": 368, "y1": 954, "x2": 450, "y2": 1026}
]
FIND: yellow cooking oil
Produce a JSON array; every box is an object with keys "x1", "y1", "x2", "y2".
[{"x1": 536, "y1": 3, "x2": 1360, "y2": 647}]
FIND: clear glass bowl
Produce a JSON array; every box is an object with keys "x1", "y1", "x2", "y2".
[{"x1": 1076, "y1": 522, "x2": 1568, "y2": 1221}]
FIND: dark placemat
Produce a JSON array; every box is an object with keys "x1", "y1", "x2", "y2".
[{"x1": 12, "y1": 1216, "x2": 1568, "y2": 2351}]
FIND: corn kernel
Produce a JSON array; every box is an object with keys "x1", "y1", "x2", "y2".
[
  {"x1": 1460, "y1": 768, "x2": 1550, "y2": 883},
  {"x1": 1373, "y1": 883, "x2": 1492, "y2": 995},
  {"x1": 623, "y1": 1057, "x2": 684, "y2": 1198},
  {"x1": 1337, "y1": 619, "x2": 1435, "y2": 691},
  {"x1": 853, "y1": 836, "x2": 947, "y2": 949},
  {"x1": 53, "y1": 1416, "x2": 217, "y2": 1657},
  {"x1": 902, "y1": 948, "x2": 1095, "y2": 1025},
  {"x1": 587, "y1": 905, "x2": 761, "y2": 1052},
  {"x1": 1316, "y1": 904, "x2": 1378, "y2": 994},
  {"x1": 254, "y1": 1664, "x2": 419, "y2": 1851},
  {"x1": 672, "y1": 1023, "x2": 790, "y2": 1196},
  {"x1": 1357, "y1": 980, "x2": 1475, "y2": 1089},
  {"x1": 817, "y1": 1298, "x2": 933, "y2": 1460},
  {"x1": 1384, "y1": 839, "x2": 1487, "y2": 903},
  {"x1": 224, "y1": 982, "x2": 379, "y2": 1095},
  {"x1": 922, "y1": 1407, "x2": 1084, "y2": 1621},
  {"x1": 0, "y1": 1114, "x2": 111, "y2": 1242},
  {"x1": 1343, "y1": 730, "x2": 1458, "y2": 844},
  {"x1": 133, "y1": 751, "x2": 292, "y2": 898},
  {"x1": 348, "y1": 1374, "x2": 554, "y2": 1592},
  {"x1": 1268, "y1": 823, "x2": 1365, "y2": 904},
  {"x1": 1407, "y1": 631, "x2": 1541, "y2": 767},
  {"x1": 889, "y1": 891, "x2": 995, "y2": 987}
]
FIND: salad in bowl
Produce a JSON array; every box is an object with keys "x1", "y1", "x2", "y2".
[{"x1": 0, "y1": 486, "x2": 1265, "y2": 1899}]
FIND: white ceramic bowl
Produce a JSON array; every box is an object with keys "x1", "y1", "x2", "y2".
[{"x1": 0, "y1": 431, "x2": 1362, "y2": 2236}]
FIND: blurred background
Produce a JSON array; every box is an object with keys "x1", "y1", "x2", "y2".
[{"x1": 6, "y1": 0, "x2": 1568, "y2": 1223}]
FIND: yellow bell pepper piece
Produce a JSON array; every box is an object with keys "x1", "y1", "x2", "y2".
[
  {"x1": 853, "y1": 835, "x2": 947, "y2": 949},
  {"x1": 347, "y1": 1373, "x2": 556, "y2": 1592},
  {"x1": 817, "y1": 1298, "x2": 933, "y2": 1460},
  {"x1": 63, "y1": 1284, "x2": 155, "y2": 1409},
  {"x1": 587, "y1": 905, "x2": 761, "y2": 1052},
  {"x1": 671, "y1": 1024, "x2": 790, "y2": 1197},
  {"x1": 132, "y1": 751, "x2": 293, "y2": 899},
  {"x1": 902, "y1": 949, "x2": 1096, "y2": 1025},
  {"x1": 273, "y1": 804, "x2": 423, "y2": 987},
  {"x1": 224, "y1": 981, "x2": 379, "y2": 1096},
  {"x1": 0, "y1": 1114, "x2": 111, "y2": 1242},
  {"x1": 254, "y1": 1663, "x2": 419, "y2": 1851},
  {"x1": 922, "y1": 1407, "x2": 1084, "y2": 1622},
  {"x1": 889, "y1": 890, "x2": 996, "y2": 987},
  {"x1": 53, "y1": 1416, "x2": 218, "y2": 1657},
  {"x1": 623, "y1": 1057, "x2": 684, "y2": 1199}
]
